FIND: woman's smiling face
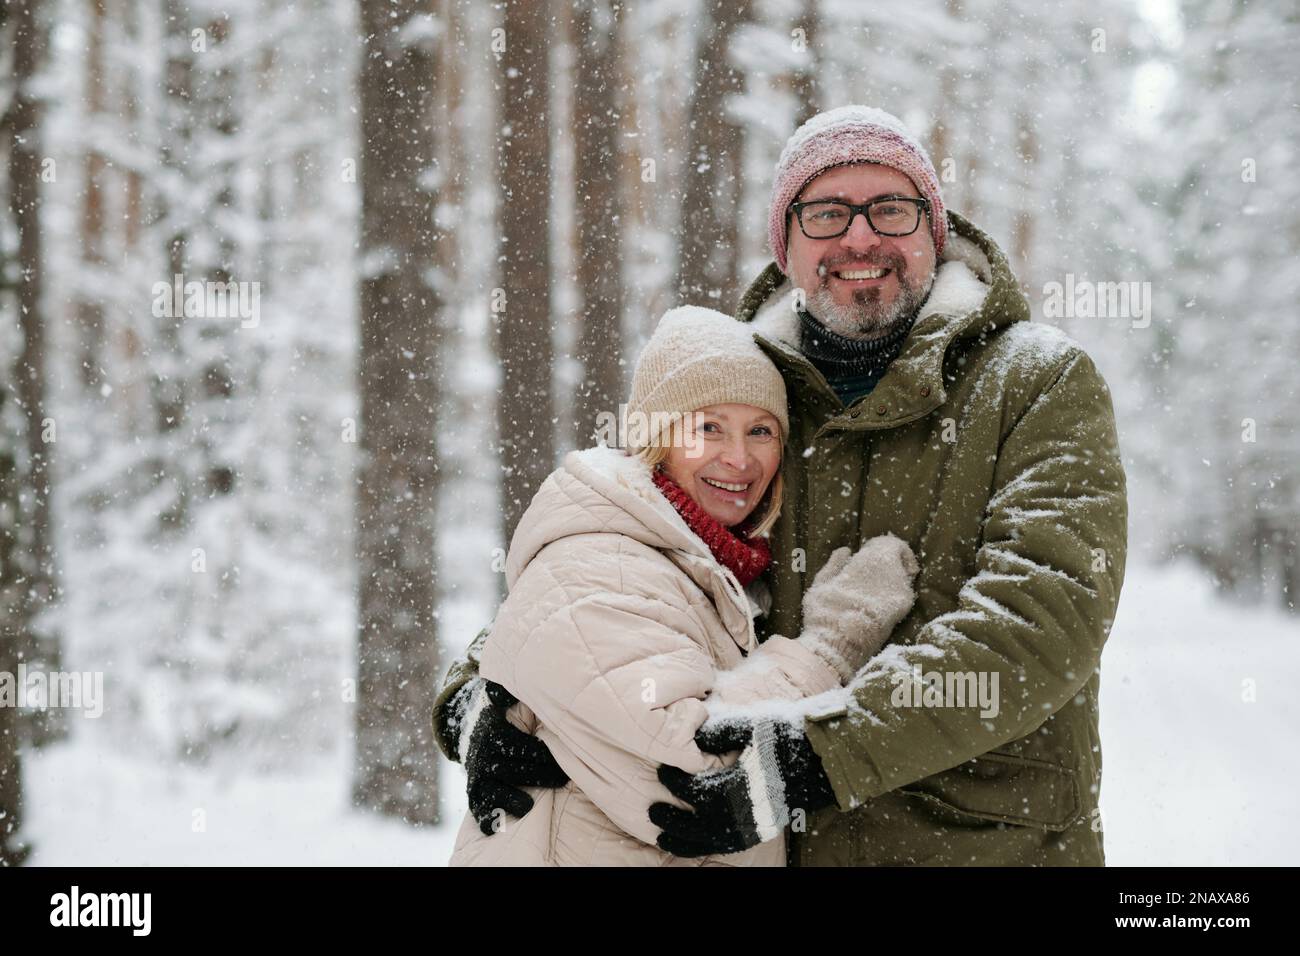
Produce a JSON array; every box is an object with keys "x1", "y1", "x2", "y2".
[{"x1": 661, "y1": 404, "x2": 782, "y2": 527}]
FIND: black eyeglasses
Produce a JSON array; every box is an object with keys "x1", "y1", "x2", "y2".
[{"x1": 789, "y1": 196, "x2": 931, "y2": 240}]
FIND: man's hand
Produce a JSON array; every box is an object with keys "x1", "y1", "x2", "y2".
[
  {"x1": 647, "y1": 717, "x2": 837, "y2": 858},
  {"x1": 452, "y1": 678, "x2": 569, "y2": 836}
]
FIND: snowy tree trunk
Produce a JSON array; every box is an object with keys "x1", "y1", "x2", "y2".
[
  {"x1": 76, "y1": 0, "x2": 108, "y2": 394},
  {"x1": 570, "y1": 0, "x2": 627, "y2": 448},
  {"x1": 675, "y1": 0, "x2": 750, "y2": 309},
  {"x1": 353, "y1": 0, "x2": 442, "y2": 825},
  {"x1": 154, "y1": 0, "x2": 194, "y2": 534},
  {"x1": 495, "y1": 0, "x2": 556, "y2": 546},
  {"x1": 0, "y1": 382, "x2": 30, "y2": 866},
  {"x1": 5, "y1": 0, "x2": 67, "y2": 749}
]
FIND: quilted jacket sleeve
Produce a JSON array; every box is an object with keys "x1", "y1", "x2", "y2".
[
  {"x1": 488, "y1": 593, "x2": 841, "y2": 847},
  {"x1": 803, "y1": 349, "x2": 1128, "y2": 808}
]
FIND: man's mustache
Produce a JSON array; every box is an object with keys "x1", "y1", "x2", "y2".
[{"x1": 816, "y1": 252, "x2": 909, "y2": 280}]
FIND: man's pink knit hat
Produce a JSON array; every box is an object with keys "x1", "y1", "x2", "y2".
[{"x1": 768, "y1": 106, "x2": 947, "y2": 274}]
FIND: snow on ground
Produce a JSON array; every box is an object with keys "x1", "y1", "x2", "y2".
[
  {"x1": 24, "y1": 742, "x2": 467, "y2": 866},
  {"x1": 1099, "y1": 561, "x2": 1300, "y2": 865},
  {"x1": 22, "y1": 562, "x2": 1300, "y2": 866}
]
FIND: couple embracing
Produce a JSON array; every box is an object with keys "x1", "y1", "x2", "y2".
[{"x1": 437, "y1": 106, "x2": 1128, "y2": 867}]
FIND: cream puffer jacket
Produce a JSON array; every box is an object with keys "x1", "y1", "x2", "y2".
[{"x1": 449, "y1": 446, "x2": 852, "y2": 867}]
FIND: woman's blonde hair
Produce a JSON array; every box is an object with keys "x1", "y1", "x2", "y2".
[{"x1": 634, "y1": 416, "x2": 784, "y2": 540}]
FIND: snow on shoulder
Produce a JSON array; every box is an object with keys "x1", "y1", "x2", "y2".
[{"x1": 983, "y1": 320, "x2": 1084, "y2": 382}]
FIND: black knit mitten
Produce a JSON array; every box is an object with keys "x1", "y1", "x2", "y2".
[
  {"x1": 649, "y1": 717, "x2": 836, "y2": 857},
  {"x1": 454, "y1": 679, "x2": 569, "y2": 836}
]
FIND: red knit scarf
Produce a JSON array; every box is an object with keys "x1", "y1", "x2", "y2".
[{"x1": 651, "y1": 468, "x2": 772, "y2": 587}]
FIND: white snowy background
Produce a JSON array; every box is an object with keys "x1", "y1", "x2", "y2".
[{"x1": 2, "y1": 0, "x2": 1296, "y2": 865}]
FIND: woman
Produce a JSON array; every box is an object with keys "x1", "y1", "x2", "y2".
[{"x1": 450, "y1": 306, "x2": 918, "y2": 866}]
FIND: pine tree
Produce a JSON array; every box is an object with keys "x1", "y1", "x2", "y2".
[{"x1": 353, "y1": 0, "x2": 443, "y2": 824}]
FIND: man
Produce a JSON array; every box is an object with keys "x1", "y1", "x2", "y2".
[{"x1": 433, "y1": 106, "x2": 1127, "y2": 866}]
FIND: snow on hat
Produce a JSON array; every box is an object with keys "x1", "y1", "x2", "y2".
[
  {"x1": 628, "y1": 305, "x2": 789, "y2": 447},
  {"x1": 767, "y1": 105, "x2": 947, "y2": 274}
]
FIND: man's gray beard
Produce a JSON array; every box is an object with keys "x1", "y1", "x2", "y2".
[{"x1": 806, "y1": 269, "x2": 936, "y2": 340}]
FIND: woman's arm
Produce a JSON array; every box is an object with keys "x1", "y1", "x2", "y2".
[{"x1": 484, "y1": 591, "x2": 752, "y2": 846}]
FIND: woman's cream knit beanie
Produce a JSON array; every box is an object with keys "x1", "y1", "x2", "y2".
[{"x1": 627, "y1": 306, "x2": 789, "y2": 447}]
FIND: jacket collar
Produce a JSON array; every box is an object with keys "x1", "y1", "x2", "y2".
[{"x1": 737, "y1": 211, "x2": 1029, "y2": 432}]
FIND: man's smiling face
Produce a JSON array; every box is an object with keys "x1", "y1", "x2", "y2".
[{"x1": 786, "y1": 163, "x2": 938, "y2": 339}]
